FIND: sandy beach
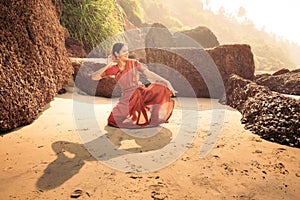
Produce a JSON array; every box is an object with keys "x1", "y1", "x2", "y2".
[{"x1": 0, "y1": 90, "x2": 299, "y2": 200}]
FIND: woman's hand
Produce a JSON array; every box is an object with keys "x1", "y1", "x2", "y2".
[
  {"x1": 107, "y1": 54, "x2": 118, "y2": 64},
  {"x1": 90, "y1": 60, "x2": 117, "y2": 80},
  {"x1": 142, "y1": 69, "x2": 177, "y2": 96},
  {"x1": 166, "y1": 81, "x2": 178, "y2": 97}
]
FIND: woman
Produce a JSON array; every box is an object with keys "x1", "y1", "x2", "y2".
[{"x1": 92, "y1": 42, "x2": 176, "y2": 128}]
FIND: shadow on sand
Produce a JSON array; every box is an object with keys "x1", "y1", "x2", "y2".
[{"x1": 36, "y1": 126, "x2": 172, "y2": 190}]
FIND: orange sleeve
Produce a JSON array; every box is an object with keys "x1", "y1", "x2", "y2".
[{"x1": 102, "y1": 65, "x2": 119, "y2": 77}]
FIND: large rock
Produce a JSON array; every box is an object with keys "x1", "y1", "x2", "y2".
[
  {"x1": 72, "y1": 59, "x2": 121, "y2": 97},
  {"x1": 145, "y1": 23, "x2": 174, "y2": 49},
  {"x1": 255, "y1": 68, "x2": 300, "y2": 95},
  {"x1": 145, "y1": 44, "x2": 255, "y2": 98},
  {"x1": 223, "y1": 74, "x2": 300, "y2": 148},
  {"x1": 0, "y1": 0, "x2": 73, "y2": 132},
  {"x1": 174, "y1": 26, "x2": 219, "y2": 48},
  {"x1": 272, "y1": 68, "x2": 290, "y2": 76},
  {"x1": 207, "y1": 44, "x2": 255, "y2": 81},
  {"x1": 65, "y1": 37, "x2": 86, "y2": 58}
]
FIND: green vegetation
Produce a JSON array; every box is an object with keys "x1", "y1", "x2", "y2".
[
  {"x1": 117, "y1": 0, "x2": 144, "y2": 27},
  {"x1": 61, "y1": 0, "x2": 124, "y2": 52}
]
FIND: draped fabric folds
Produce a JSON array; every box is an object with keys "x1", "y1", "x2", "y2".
[{"x1": 104, "y1": 59, "x2": 174, "y2": 128}]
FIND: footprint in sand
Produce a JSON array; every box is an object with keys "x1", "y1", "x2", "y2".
[
  {"x1": 70, "y1": 189, "x2": 90, "y2": 199},
  {"x1": 70, "y1": 189, "x2": 82, "y2": 198}
]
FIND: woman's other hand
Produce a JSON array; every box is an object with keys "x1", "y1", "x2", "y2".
[{"x1": 166, "y1": 81, "x2": 177, "y2": 97}]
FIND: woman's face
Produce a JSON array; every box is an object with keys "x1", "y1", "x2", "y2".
[{"x1": 118, "y1": 45, "x2": 129, "y2": 61}]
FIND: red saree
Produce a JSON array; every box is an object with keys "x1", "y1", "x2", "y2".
[{"x1": 103, "y1": 59, "x2": 174, "y2": 128}]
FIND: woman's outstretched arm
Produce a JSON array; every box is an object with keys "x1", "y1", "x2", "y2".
[
  {"x1": 142, "y1": 68, "x2": 177, "y2": 96},
  {"x1": 91, "y1": 61, "x2": 116, "y2": 80}
]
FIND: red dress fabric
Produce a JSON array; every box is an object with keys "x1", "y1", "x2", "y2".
[{"x1": 103, "y1": 59, "x2": 174, "y2": 128}]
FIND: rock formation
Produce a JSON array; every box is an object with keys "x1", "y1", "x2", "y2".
[
  {"x1": 145, "y1": 44, "x2": 255, "y2": 98},
  {"x1": 145, "y1": 23, "x2": 175, "y2": 49},
  {"x1": 255, "y1": 68, "x2": 300, "y2": 95},
  {"x1": 223, "y1": 75, "x2": 300, "y2": 148},
  {"x1": 144, "y1": 24, "x2": 254, "y2": 98},
  {"x1": 207, "y1": 44, "x2": 255, "y2": 81},
  {"x1": 0, "y1": 0, "x2": 73, "y2": 132},
  {"x1": 174, "y1": 26, "x2": 219, "y2": 48},
  {"x1": 272, "y1": 68, "x2": 290, "y2": 76},
  {"x1": 65, "y1": 37, "x2": 86, "y2": 58},
  {"x1": 51, "y1": 0, "x2": 63, "y2": 19}
]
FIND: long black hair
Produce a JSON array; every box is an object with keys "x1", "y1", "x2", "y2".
[{"x1": 112, "y1": 42, "x2": 125, "y2": 58}]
